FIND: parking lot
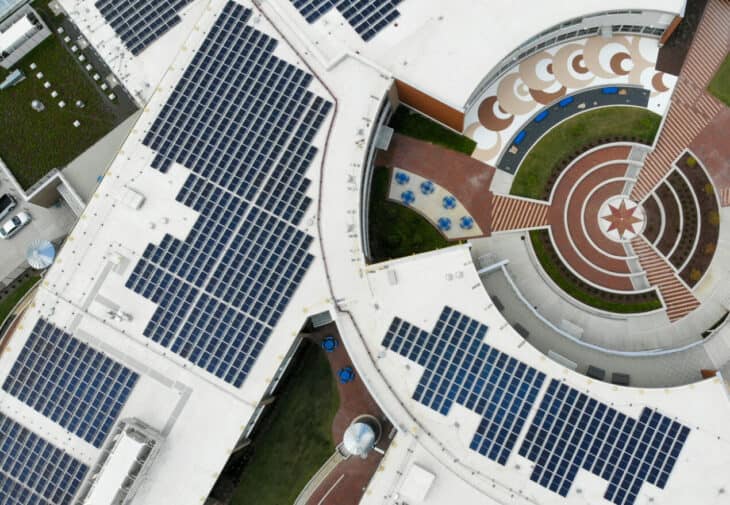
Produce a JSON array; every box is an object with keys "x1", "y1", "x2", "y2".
[{"x1": 0, "y1": 173, "x2": 76, "y2": 287}]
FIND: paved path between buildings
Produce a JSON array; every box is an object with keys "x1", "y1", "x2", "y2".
[{"x1": 631, "y1": 0, "x2": 730, "y2": 201}]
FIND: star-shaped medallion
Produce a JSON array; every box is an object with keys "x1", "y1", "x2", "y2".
[{"x1": 601, "y1": 200, "x2": 643, "y2": 239}]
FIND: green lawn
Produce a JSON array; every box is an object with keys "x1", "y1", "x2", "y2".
[
  {"x1": 510, "y1": 107, "x2": 661, "y2": 200},
  {"x1": 708, "y1": 53, "x2": 730, "y2": 107},
  {"x1": 0, "y1": 275, "x2": 40, "y2": 324},
  {"x1": 230, "y1": 341, "x2": 339, "y2": 505},
  {"x1": 530, "y1": 231, "x2": 662, "y2": 314},
  {"x1": 368, "y1": 167, "x2": 449, "y2": 262},
  {"x1": 390, "y1": 106, "x2": 476, "y2": 155},
  {"x1": 0, "y1": 4, "x2": 132, "y2": 189}
]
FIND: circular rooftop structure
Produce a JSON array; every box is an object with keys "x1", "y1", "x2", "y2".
[
  {"x1": 342, "y1": 421, "x2": 377, "y2": 458},
  {"x1": 26, "y1": 239, "x2": 55, "y2": 270}
]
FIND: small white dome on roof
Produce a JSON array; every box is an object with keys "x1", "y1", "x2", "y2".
[{"x1": 343, "y1": 422, "x2": 375, "y2": 458}]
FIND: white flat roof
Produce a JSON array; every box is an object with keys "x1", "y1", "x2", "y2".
[
  {"x1": 2, "y1": 1, "x2": 720, "y2": 505},
  {"x1": 83, "y1": 430, "x2": 147, "y2": 505},
  {"x1": 0, "y1": 14, "x2": 33, "y2": 53},
  {"x1": 266, "y1": 0, "x2": 685, "y2": 108}
]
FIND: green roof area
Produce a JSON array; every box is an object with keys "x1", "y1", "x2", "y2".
[
  {"x1": 0, "y1": 3, "x2": 137, "y2": 190},
  {"x1": 708, "y1": 53, "x2": 730, "y2": 107}
]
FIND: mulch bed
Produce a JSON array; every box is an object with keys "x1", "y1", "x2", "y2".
[
  {"x1": 654, "y1": 182, "x2": 681, "y2": 256},
  {"x1": 666, "y1": 171, "x2": 698, "y2": 270},
  {"x1": 535, "y1": 230, "x2": 661, "y2": 307},
  {"x1": 675, "y1": 152, "x2": 720, "y2": 286},
  {"x1": 642, "y1": 195, "x2": 661, "y2": 244}
]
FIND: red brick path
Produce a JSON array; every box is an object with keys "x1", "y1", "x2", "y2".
[
  {"x1": 630, "y1": 237, "x2": 701, "y2": 321},
  {"x1": 547, "y1": 146, "x2": 636, "y2": 291},
  {"x1": 304, "y1": 325, "x2": 392, "y2": 505},
  {"x1": 689, "y1": 108, "x2": 730, "y2": 206},
  {"x1": 631, "y1": 0, "x2": 730, "y2": 201},
  {"x1": 491, "y1": 195, "x2": 549, "y2": 231}
]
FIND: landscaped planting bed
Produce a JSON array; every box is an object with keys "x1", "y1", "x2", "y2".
[
  {"x1": 530, "y1": 230, "x2": 662, "y2": 314},
  {"x1": 666, "y1": 170, "x2": 698, "y2": 270},
  {"x1": 676, "y1": 152, "x2": 720, "y2": 287}
]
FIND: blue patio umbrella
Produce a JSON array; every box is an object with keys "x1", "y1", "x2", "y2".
[
  {"x1": 338, "y1": 366, "x2": 355, "y2": 384},
  {"x1": 437, "y1": 217, "x2": 452, "y2": 231},
  {"x1": 420, "y1": 180, "x2": 435, "y2": 195},
  {"x1": 460, "y1": 216, "x2": 474, "y2": 230},
  {"x1": 401, "y1": 190, "x2": 415, "y2": 205},
  {"x1": 442, "y1": 195, "x2": 457, "y2": 209},
  {"x1": 394, "y1": 172, "x2": 410, "y2": 185},
  {"x1": 321, "y1": 335, "x2": 338, "y2": 352}
]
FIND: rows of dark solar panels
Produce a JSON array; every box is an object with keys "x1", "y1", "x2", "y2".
[
  {"x1": 0, "y1": 413, "x2": 88, "y2": 505},
  {"x1": 382, "y1": 307, "x2": 546, "y2": 465},
  {"x1": 126, "y1": 1, "x2": 331, "y2": 387},
  {"x1": 2, "y1": 319, "x2": 138, "y2": 448},
  {"x1": 291, "y1": 0, "x2": 401, "y2": 40},
  {"x1": 519, "y1": 380, "x2": 690, "y2": 505},
  {"x1": 382, "y1": 308, "x2": 691, "y2": 505},
  {"x1": 94, "y1": 0, "x2": 193, "y2": 55}
]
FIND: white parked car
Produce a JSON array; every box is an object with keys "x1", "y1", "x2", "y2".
[{"x1": 0, "y1": 211, "x2": 31, "y2": 239}]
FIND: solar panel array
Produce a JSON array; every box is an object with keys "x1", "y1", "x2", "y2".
[
  {"x1": 2, "y1": 319, "x2": 138, "y2": 448},
  {"x1": 381, "y1": 307, "x2": 546, "y2": 465},
  {"x1": 291, "y1": 0, "x2": 401, "y2": 40},
  {"x1": 0, "y1": 413, "x2": 88, "y2": 505},
  {"x1": 94, "y1": 0, "x2": 193, "y2": 56},
  {"x1": 127, "y1": 1, "x2": 331, "y2": 387},
  {"x1": 518, "y1": 379, "x2": 690, "y2": 505}
]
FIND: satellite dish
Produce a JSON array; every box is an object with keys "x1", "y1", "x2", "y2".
[{"x1": 27, "y1": 240, "x2": 55, "y2": 270}]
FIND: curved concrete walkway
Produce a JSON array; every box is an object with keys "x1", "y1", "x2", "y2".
[{"x1": 470, "y1": 220, "x2": 730, "y2": 353}]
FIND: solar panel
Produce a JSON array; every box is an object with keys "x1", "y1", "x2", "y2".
[
  {"x1": 1, "y1": 319, "x2": 138, "y2": 448},
  {"x1": 94, "y1": 0, "x2": 194, "y2": 56},
  {"x1": 381, "y1": 307, "x2": 546, "y2": 465},
  {"x1": 0, "y1": 413, "x2": 88, "y2": 505},
  {"x1": 518, "y1": 379, "x2": 690, "y2": 505},
  {"x1": 290, "y1": 0, "x2": 401, "y2": 41},
  {"x1": 126, "y1": 1, "x2": 331, "y2": 387}
]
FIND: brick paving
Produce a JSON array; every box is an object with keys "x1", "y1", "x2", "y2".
[
  {"x1": 689, "y1": 108, "x2": 730, "y2": 206},
  {"x1": 630, "y1": 237, "x2": 701, "y2": 321},
  {"x1": 583, "y1": 180, "x2": 631, "y2": 258},
  {"x1": 377, "y1": 134, "x2": 495, "y2": 233},
  {"x1": 547, "y1": 146, "x2": 635, "y2": 290},
  {"x1": 631, "y1": 0, "x2": 730, "y2": 201},
  {"x1": 304, "y1": 324, "x2": 392, "y2": 505}
]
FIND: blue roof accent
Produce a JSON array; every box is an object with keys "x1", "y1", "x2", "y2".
[
  {"x1": 558, "y1": 96, "x2": 574, "y2": 107},
  {"x1": 534, "y1": 110, "x2": 549, "y2": 123},
  {"x1": 602, "y1": 86, "x2": 619, "y2": 94},
  {"x1": 514, "y1": 130, "x2": 527, "y2": 145},
  {"x1": 401, "y1": 190, "x2": 416, "y2": 205},
  {"x1": 459, "y1": 216, "x2": 474, "y2": 230},
  {"x1": 442, "y1": 195, "x2": 457, "y2": 209}
]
